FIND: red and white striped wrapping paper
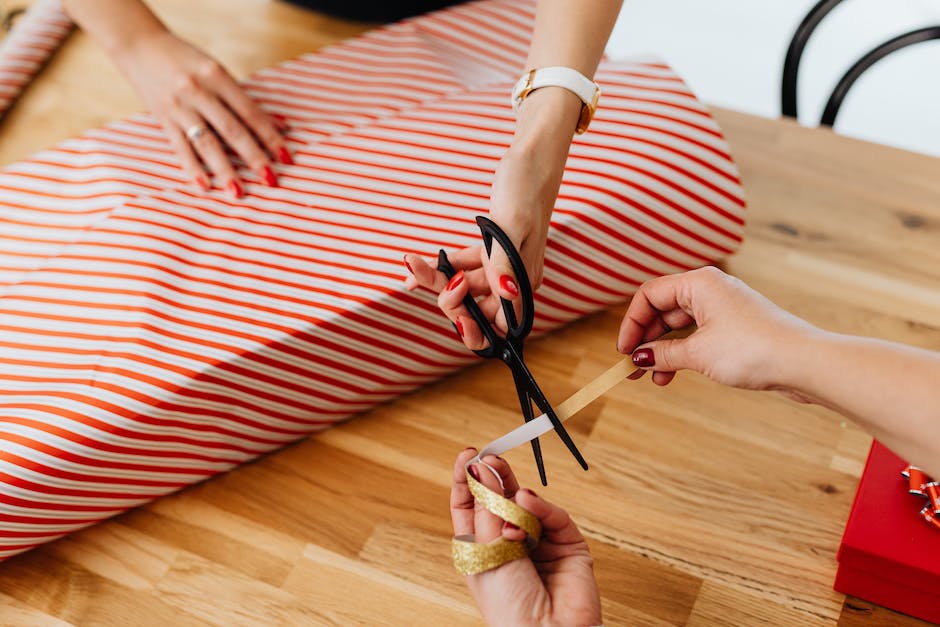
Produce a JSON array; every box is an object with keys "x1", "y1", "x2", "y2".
[
  {"x1": 0, "y1": 0, "x2": 73, "y2": 120},
  {"x1": 0, "y1": 0, "x2": 746, "y2": 560}
]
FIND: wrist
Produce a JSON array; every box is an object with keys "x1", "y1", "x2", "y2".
[
  {"x1": 511, "y1": 87, "x2": 582, "y2": 155},
  {"x1": 121, "y1": 26, "x2": 175, "y2": 60},
  {"x1": 97, "y1": 11, "x2": 170, "y2": 62},
  {"x1": 771, "y1": 326, "x2": 833, "y2": 396}
]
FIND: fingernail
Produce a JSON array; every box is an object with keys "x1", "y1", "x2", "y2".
[
  {"x1": 504, "y1": 521, "x2": 519, "y2": 530},
  {"x1": 468, "y1": 464, "x2": 481, "y2": 481},
  {"x1": 499, "y1": 275, "x2": 519, "y2": 298},
  {"x1": 260, "y1": 166, "x2": 278, "y2": 187},
  {"x1": 195, "y1": 175, "x2": 210, "y2": 192},
  {"x1": 403, "y1": 255, "x2": 413, "y2": 275},
  {"x1": 455, "y1": 317, "x2": 464, "y2": 338},
  {"x1": 519, "y1": 488, "x2": 537, "y2": 497},
  {"x1": 277, "y1": 146, "x2": 294, "y2": 165},
  {"x1": 446, "y1": 271, "x2": 464, "y2": 291},
  {"x1": 632, "y1": 348, "x2": 655, "y2": 368},
  {"x1": 227, "y1": 180, "x2": 243, "y2": 199}
]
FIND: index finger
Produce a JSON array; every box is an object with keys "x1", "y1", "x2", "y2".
[
  {"x1": 404, "y1": 245, "x2": 483, "y2": 293},
  {"x1": 616, "y1": 272, "x2": 693, "y2": 354}
]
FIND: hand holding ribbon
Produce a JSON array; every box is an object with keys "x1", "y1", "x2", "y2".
[
  {"x1": 450, "y1": 449, "x2": 602, "y2": 627},
  {"x1": 449, "y1": 358, "x2": 640, "y2": 624}
]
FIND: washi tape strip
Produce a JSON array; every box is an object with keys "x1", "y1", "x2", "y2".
[{"x1": 453, "y1": 358, "x2": 637, "y2": 575}]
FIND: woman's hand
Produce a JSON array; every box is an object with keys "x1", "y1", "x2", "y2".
[
  {"x1": 403, "y1": 147, "x2": 555, "y2": 350},
  {"x1": 451, "y1": 448, "x2": 602, "y2": 627},
  {"x1": 404, "y1": 88, "x2": 581, "y2": 349},
  {"x1": 617, "y1": 266, "x2": 821, "y2": 397},
  {"x1": 115, "y1": 30, "x2": 290, "y2": 197}
]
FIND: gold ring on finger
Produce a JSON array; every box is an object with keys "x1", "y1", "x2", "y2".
[{"x1": 185, "y1": 123, "x2": 210, "y2": 143}]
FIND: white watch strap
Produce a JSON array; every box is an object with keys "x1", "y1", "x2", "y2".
[{"x1": 511, "y1": 66, "x2": 599, "y2": 113}]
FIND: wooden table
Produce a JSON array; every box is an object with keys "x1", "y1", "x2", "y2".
[{"x1": 2, "y1": 2, "x2": 939, "y2": 625}]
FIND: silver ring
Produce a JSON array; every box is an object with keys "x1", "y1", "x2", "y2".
[{"x1": 185, "y1": 123, "x2": 209, "y2": 143}]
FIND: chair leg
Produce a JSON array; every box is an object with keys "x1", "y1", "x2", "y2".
[
  {"x1": 781, "y1": 0, "x2": 846, "y2": 119},
  {"x1": 821, "y1": 26, "x2": 940, "y2": 127}
]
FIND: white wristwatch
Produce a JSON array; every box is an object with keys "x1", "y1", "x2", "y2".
[{"x1": 511, "y1": 66, "x2": 600, "y2": 135}]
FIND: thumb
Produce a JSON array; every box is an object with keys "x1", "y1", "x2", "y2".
[
  {"x1": 631, "y1": 337, "x2": 699, "y2": 374},
  {"x1": 483, "y1": 244, "x2": 521, "y2": 302}
]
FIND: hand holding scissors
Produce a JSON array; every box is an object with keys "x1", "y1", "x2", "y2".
[{"x1": 435, "y1": 216, "x2": 588, "y2": 485}]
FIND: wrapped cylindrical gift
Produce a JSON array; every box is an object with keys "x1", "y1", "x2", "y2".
[
  {"x1": 0, "y1": 0, "x2": 74, "y2": 120},
  {"x1": 0, "y1": 0, "x2": 746, "y2": 560}
]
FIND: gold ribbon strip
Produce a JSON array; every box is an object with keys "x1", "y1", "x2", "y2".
[{"x1": 453, "y1": 358, "x2": 638, "y2": 575}]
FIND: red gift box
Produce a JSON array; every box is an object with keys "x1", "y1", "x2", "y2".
[{"x1": 834, "y1": 441, "x2": 940, "y2": 623}]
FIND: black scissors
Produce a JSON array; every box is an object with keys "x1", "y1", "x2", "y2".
[{"x1": 437, "y1": 216, "x2": 588, "y2": 486}]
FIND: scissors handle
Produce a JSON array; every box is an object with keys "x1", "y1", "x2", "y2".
[
  {"x1": 475, "y1": 216, "x2": 534, "y2": 341},
  {"x1": 436, "y1": 249, "x2": 500, "y2": 359}
]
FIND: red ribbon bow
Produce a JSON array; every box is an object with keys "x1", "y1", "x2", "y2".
[{"x1": 902, "y1": 466, "x2": 940, "y2": 530}]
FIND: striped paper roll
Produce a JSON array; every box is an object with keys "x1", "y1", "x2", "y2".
[
  {"x1": 0, "y1": 0, "x2": 73, "y2": 120},
  {"x1": 0, "y1": 0, "x2": 746, "y2": 560}
]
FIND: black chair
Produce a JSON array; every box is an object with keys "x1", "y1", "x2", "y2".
[{"x1": 782, "y1": 0, "x2": 940, "y2": 126}]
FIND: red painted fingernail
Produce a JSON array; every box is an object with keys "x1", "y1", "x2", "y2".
[
  {"x1": 277, "y1": 146, "x2": 294, "y2": 165},
  {"x1": 468, "y1": 465, "x2": 481, "y2": 481},
  {"x1": 504, "y1": 522, "x2": 519, "y2": 530},
  {"x1": 259, "y1": 166, "x2": 278, "y2": 187},
  {"x1": 403, "y1": 255, "x2": 413, "y2": 274},
  {"x1": 632, "y1": 348, "x2": 655, "y2": 368},
  {"x1": 195, "y1": 176, "x2": 210, "y2": 192},
  {"x1": 226, "y1": 180, "x2": 243, "y2": 199},
  {"x1": 446, "y1": 271, "x2": 464, "y2": 291},
  {"x1": 499, "y1": 275, "x2": 519, "y2": 298},
  {"x1": 456, "y1": 317, "x2": 464, "y2": 338}
]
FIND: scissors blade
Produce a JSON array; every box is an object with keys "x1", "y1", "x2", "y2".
[
  {"x1": 511, "y1": 368, "x2": 548, "y2": 486},
  {"x1": 533, "y1": 391, "x2": 589, "y2": 471},
  {"x1": 504, "y1": 342, "x2": 589, "y2": 471}
]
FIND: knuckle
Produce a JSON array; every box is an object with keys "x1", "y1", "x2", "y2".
[
  {"x1": 656, "y1": 348, "x2": 672, "y2": 372},
  {"x1": 658, "y1": 341, "x2": 679, "y2": 371},
  {"x1": 172, "y1": 74, "x2": 200, "y2": 100},
  {"x1": 199, "y1": 60, "x2": 225, "y2": 82},
  {"x1": 682, "y1": 339, "x2": 702, "y2": 370},
  {"x1": 530, "y1": 269, "x2": 543, "y2": 289},
  {"x1": 695, "y1": 265, "x2": 723, "y2": 282}
]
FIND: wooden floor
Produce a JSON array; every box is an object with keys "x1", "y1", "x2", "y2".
[{"x1": 3, "y1": 1, "x2": 940, "y2": 625}]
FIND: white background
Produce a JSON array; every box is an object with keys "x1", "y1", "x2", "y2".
[{"x1": 605, "y1": 0, "x2": 940, "y2": 157}]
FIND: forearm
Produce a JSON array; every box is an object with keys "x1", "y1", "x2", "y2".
[
  {"x1": 62, "y1": 0, "x2": 167, "y2": 58},
  {"x1": 526, "y1": 0, "x2": 622, "y2": 76},
  {"x1": 508, "y1": 1, "x2": 623, "y2": 191},
  {"x1": 789, "y1": 332, "x2": 940, "y2": 476}
]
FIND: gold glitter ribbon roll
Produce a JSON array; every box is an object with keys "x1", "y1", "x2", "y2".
[
  {"x1": 452, "y1": 463, "x2": 543, "y2": 576},
  {"x1": 453, "y1": 358, "x2": 638, "y2": 575}
]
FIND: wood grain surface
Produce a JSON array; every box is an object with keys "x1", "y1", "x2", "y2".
[{"x1": 2, "y1": 1, "x2": 939, "y2": 625}]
